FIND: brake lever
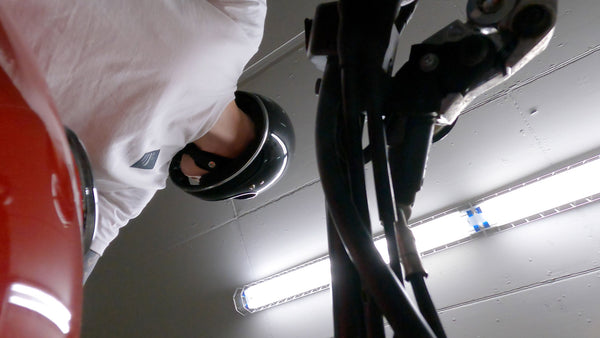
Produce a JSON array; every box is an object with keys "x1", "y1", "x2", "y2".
[{"x1": 389, "y1": 0, "x2": 557, "y2": 140}]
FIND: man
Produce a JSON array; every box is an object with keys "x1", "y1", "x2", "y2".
[{"x1": 3, "y1": 0, "x2": 294, "y2": 280}]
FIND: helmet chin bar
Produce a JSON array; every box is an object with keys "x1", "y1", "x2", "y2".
[{"x1": 168, "y1": 91, "x2": 295, "y2": 201}]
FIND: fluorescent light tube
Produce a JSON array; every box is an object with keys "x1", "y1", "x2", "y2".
[
  {"x1": 239, "y1": 257, "x2": 331, "y2": 311},
  {"x1": 234, "y1": 257, "x2": 333, "y2": 314},
  {"x1": 373, "y1": 212, "x2": 472, "y2": 262},
  {"x1": 234, "y1": 211, "x2": 467, "y2": 314},
  {"x1": 235, "y1": 155, "x2": 600, "y2": 314},
  {"x1": 411, "y1": 212, "x2": 472, "y2": 253},
  {"x1": 476, "y1": 156, "x2": 600, "y2": 227}
]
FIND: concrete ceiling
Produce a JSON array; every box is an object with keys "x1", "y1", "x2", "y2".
[{"x1": 82, "y1": 1, "x2": 600, "y2": 337}]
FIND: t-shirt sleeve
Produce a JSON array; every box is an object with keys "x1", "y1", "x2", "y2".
[
  {"x1": 206, "y1": 0, "x2": 266, "y2": 48},
  {"x1": 90, "y1": 186, "x2": 157, "y2": 255}
]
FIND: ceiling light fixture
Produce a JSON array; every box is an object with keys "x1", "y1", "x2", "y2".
[
  {"x1": 233, "y1": 256, "x2": 331, "y2": 314},
  {"x1": 475, "y1": 155, "x2": 600, "y2": 228},
  {"x1": 234, "y1": 154, "x2": 600, "y2": 314}
]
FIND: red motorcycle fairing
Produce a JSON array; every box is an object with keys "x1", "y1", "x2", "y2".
[{"x1": 0, "y1": 7, "x2": 83, "y2": 338}]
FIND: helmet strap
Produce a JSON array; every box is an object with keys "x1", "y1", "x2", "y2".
[{"x1": 181, "y1": 143, "x2": 234, "y2": 172}]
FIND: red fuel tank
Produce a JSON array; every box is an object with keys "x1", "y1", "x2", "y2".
[{"x1": 0, "y1": 8, "x2": 84, "y2": 338}]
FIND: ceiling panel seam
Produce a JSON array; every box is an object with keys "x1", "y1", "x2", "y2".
[
  {"x1": 240, "y1": 35, "x2": 600, "y2": 127},
  {"x1": 437, "y1": 264, "x2": 600, "y2": 314},
  {"x1": 463, "y1": 43, "x2": 600, "y2": 116},
  {"x1": 236, "y1": 178, "x2": 322, "y2": 219},
  {"x1": 141, "y1": 218, "x2": 241, "y2": 261},
  {"x1": 239, "y1": 31, "x2": 305, "y2": 84},
  {"x1": 145, "y1": 180, "x2": 323, "y2": 254},
  {"x1": 235, "y1": 220, "x2": 258, "y2": 283},
  {"x1": 506, "y1": 91, "x2": 552, "y2": 157}
]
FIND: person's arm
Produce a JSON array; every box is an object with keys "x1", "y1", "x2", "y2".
[
  {"x1": 89, "y1": 187, "x2": 157, "y2": 256},
  {"x1": 82, "y1": 186, "x2": 156, "y2": 282},
  {"x1": 83, "y1": 250, "x2": 101, "y2": 284}
]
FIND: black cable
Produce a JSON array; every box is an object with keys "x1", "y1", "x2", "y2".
[
  {"x1": 339, "y1": 78, "x2": 387, "y2": 338},
  {"x1": 316, "y1": 58, "x2": 435, "y2": 338},
  {"x1": 366, "y1": 109, "x2": 404, "y2": 283},
  {"x1": 319, "y1": 55, "x2": 382, "y2": 338},
  {"x1": 336, "y1": 2, "x2": 401, "y2": 334},
  {"x1": 337, "y1": 63, "x2": 387, "y2": 338},
  {"x1": 327, "y1": 211, "x2": 368, "y2": 337},
  {"x1": 409, "y1": 276, "x2": 447, "y2": 338},
  {"x1": 319, "y1": 1, "x2": 441, "y2": 337}
]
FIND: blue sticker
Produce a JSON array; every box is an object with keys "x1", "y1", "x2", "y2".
[{"x1": 131, "y1": 150, "x2": 160, "y2": 169}]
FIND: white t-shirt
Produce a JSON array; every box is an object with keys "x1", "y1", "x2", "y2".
[{"x1": 3, "y1": 0, "x2": 266, "y2": 254}]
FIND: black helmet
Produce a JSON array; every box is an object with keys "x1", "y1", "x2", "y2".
[{"x1": 169, "y1": 91, "x2": 295, "y2": 201}]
